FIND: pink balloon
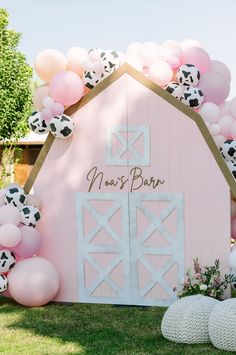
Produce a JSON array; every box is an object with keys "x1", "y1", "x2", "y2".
[
  {"x1": 42, "y1": 96, "x2": 54, "y2": 109},
  {"x1": 0, "y1": 224, "x2": 22, "y2": 248},
  {"x1": 209, "y1": 124, "x2": 221, "y2": 136},
  {"x1": 51, "y1": 102, "x2": 64, "y2": 116},
  {"x1": 181, "y1": 47, "x2": 211, "y2": 74},
  {"x1": 49, "y1": 71, "x2": 84, "y2": 106},
  {"x1": 0, "y1": 189, "x2": 6, "y2": 207},
  {"x1": 8, "y1": 257, "x2": 60, "y2": 307},
  {"x1": 213, "y1": 134, "x2": 227, "y2": 148},
  {"x1": 230, "y1": 121, "x2": 236, "y2": 139},
  {"x1": 0, "y1": 205, "x2": 21, "y2": 226},
  {"x1": 127, "y1": 56, "x2": 142, "y2": 71},
  {"x1": 33, "y1": 86, "x2": 49, "y2": 111},
  {"x1": 198, "y1": 102, "x2": 220, "y2": 124},
  {"x1": 211, "y1": 60, "x2": 231, "y2": 83},
  {"x1": 219, "y1": 101, "x2": 230, "y2": 115},
  {"x1": 26, "y1": 194, "x2": 42, "y2": 210},
  {"x1": 35, "y1": 49, "x2": 67, "y2": 83},
  {"x1": 40, "y1": 108, "x2": 54, "y2": 122},
  {"x1": 139, "y1": 42, "x2": 161, "y2": 67},
  {"x1": 198, "y1": 71, "x2": 230, "y2": 105},
  {"x1": 229, "y1": 98, "x2": 236, "y2": 119},
  {"x1": 168, "y1": 56, "x2": 181, "y2": 69},
  {"x1": 67, "y1": 47, "x2": 88, "y2": 65},
  {"x1": 127, "y1": 42, "x2": 142, "y2": 57},
  {"x1": 218, "y1": 115, "x2": 234, "y2": 138},
  {"x1": 12, "y1": 226, "x2": 41, "y2": 257},
  {"x1": 232, "y1": 217, "x2": 236, "y2": 240},
  {"x1": 148, "y1": 61, "x2": 173, "y2": 87}
]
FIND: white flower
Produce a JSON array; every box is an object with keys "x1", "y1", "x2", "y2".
[{"x1": 199, "y1": 284, "x2": 207, "y2": 291}]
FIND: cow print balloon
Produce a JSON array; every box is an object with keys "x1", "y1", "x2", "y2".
[
  {"x1": 0, "y1": 250, "x2": 16, "y2": 273},
  {"x1": 180, "y1": 86, "x2": 204, "y2": 108},
  {"x1": 0, "y1": 274, "x2": 8, "y2": 293},
  {"x1": 28, "y1": 111, "x2": 50, "y2": 134},
  {"x1": 220, "y1": 140, "x2": 236, "y2": 162},
  {"x1": 100, "y1": 50, "x2": 120, "y2": 76},
  {"x1": 49, "y1": 114, "x2": 74, "y2": 139},
  {"x1": 20, "y1": 205, "x2": 41, "y2": 227},
  {"x1": 176, "y1": 64, "x2": 200, "y2": 87},
  {"x1": 227, "y1": 161, "x2": 236, "y2": 179},
  {"x1": 83, "y1": 70, "x2": 104, "y2": 89},
  {"x1": 165, "y1": 82, "x2": 183, "y2": 100},
  {"x1": 4, "y1": 185, "x2": 26, "y2": 209}
]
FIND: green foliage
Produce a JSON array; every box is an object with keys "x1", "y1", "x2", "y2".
[
  {"x1": 0, "y1": 8, "x2": 32, "y2": 142},
  {"x1": 178, "y1": 258, "x2": 236, "y2": 300}
]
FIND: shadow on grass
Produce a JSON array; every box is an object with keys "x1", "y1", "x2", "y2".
[{"x1": 0, "y1": 296, "x2": 233, "y2": 354}]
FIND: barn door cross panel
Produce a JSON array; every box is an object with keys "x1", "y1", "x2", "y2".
[
  {"x1": 129, "y1": 193, "x2": 184, "y2": 306},
  {"x1": 75, "y1": 192, "x2": 131, "y2": 304},
  {"x1": 106, "y1": 125, "x2": 150, "y2": 166}
]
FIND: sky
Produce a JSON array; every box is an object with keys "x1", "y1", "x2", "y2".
[{"x1": 1, "y1": 0, "x2": 236, "y2": 98}]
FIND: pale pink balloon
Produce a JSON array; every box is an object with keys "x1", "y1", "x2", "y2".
[
  {"x1": 198, "y1": 102, "x2": 220, "y2": 124},
  {"x1": 40, "y1": 108, "x2": 54, "y2": 122},
  {"x1": 0, "y1": 224, "x2": 22, "y2": 248},
  {"x1": 218, "y1": 115, "x2": 234, "y2": 138},
  {"x1": 211, "y1": 60, "x2": 231, "y2": 83},
  {"x1": 213, "y1": 134, "x2": 227, "y2": 148},
  {"x1": 0, "y1": 205, "x2": 21, "y2": 225},
  {"x1": 66, "y1": 59, "x2": 84, "y2": 78},
  {"x1": 35, "y1": 49, "x2": 67, "y2": 83},
  {"x1": 168, "y1": 56, "x2": 181, "y2": 69},
  {"x1": 8, "y1": 257, "x2": 60, "y2": 307},
  {"x1": 51, "y1": 102, "x2": 64, "y2": 116},
  {"x1": 230, "y1": 121, "x2": 236, "y2": 139},
  {"x1": 232, "y1": 217, "x2": 236, "y2": 240},
  {"x1": 126, "y1": 42, "x2": 141, "y2": 57},
  {"x1": 138, "y1": 42, "x2": 161, "y2": 67},
  {"x1": 209, "y1": 124, "x2": 221, "y2": 136},
  {"x1": 180, "y1": 39, "x2": 202, "y2": 50},
  {"x1": 0, "y1": 189, "x2": 6, "y2": 207},
  {"x1": 12, "y1": 226, "x2": 41, "y2": 257},
  {"x1": 181, "y1": 47, "x2": 211, "y2": 74},
  {"x1": 219, "y1": 101, "x2": 230, "y2": 115},
  {"x1": 229, "y1": 98, "x2": 236, "y2": 119},
  {"x1": 67, "y1": 47, "x2": 88, "y2": 65},
  {"x1": 148, "y1": 61, "x2": 173, "y2": 87},
  {"x1": 49, "y1": 71, "x2": 84, "y2": 106},
  {"x1": 170, "y1": 46, "x2": 183, "y2": 59},
  {"x1": 127, "y1": 56, "x2": 142, "y2": 71},
  {"x1": 26, "y1": 194, "x2": 42, "y2": 210},
  {"x1": 198, "y1": 71, "x2": 230, "y2": 104},
  {"x1": 42, "y1": 96, "x2": 54, "y2": 109},
  {"x1": 33, "y1": 86, "x2": 49, "y2": 111},
  {"x1": 160, "y1": 47, "x2": 172, "y2": 61},
  {"x1": 231, "y1": 200, "x2": 236, "y2": 218}
]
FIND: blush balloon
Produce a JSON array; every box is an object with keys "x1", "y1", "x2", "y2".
[
  {"x1": 40, "y1": 108, "x2": 54, "y2": 122},
  {"x1": 0, "y1": 224, "x2": 22, "y2": 248},
  {"x1": 0, "y1": 205, "x2": 21, "y2": 226},
  {"x1": 181, "y1": 47, "x2": 211, "y2": 74},
  {"x1": 12, "y1": 226, "x2": 41, "y2": 257},
  {"x1": 33, "y1": 86, "x2": 49, "y2": 111},
  {"x1": 198, "y1": 102, "x2": 221, "y2": 124},
  {"x1": 148, "y1": 61, "x2": 173, "y2": 87},
  {"x1": 211, "y1": 60, "x2": 231, "y2": 83},
  {"x1": 218, "y1": 115, "x2": 234, "y2": 138},
  {"x1": 35, "y1": 49, "x2": 67, "y2": 83},
  {"x1": 198, "y1": 71, "x2": 230, "y2": 104},
  {"x1": 49, "y1": 71, "x2": 84, "y2": 106},
  {"x1": 8, "y1": 257, "x2": 60, "y2": 307}
]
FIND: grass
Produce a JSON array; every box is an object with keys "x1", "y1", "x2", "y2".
[{"x1": 0, "y1": 296, "x2": 234, "y2": 354}]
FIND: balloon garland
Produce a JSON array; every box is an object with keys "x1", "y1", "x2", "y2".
[{"x1": 0, "y1": 184, "x2": 60, "y2": 305}]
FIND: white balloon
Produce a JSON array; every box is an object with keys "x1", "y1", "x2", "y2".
[{"x1": 198, "y1": 102, "x2": 220, "y2": 124}]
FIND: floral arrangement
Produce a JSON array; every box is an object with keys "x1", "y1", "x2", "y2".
[{"x1": 177, "y1": 258, "x2": 236, "y2": 300}]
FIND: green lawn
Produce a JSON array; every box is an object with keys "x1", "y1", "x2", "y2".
[{"x1": 0, "y1": 296, "x2": 234, "y2": 354}]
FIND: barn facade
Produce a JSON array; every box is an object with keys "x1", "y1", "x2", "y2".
[{"x1": 24, "y1": 64, "x2": 236, "y2": 306}]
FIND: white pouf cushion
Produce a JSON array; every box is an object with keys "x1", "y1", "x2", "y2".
[
  {"x1": 209, "y1": 299, "x2": 236, "y2": 351},
  {"x1": 161, "y1": 295, "x2": 219, "y2": 344}
]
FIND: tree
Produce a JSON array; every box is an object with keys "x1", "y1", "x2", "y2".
[{"x1": 0, "y1": 8, "x2": 32, "y2": 186}]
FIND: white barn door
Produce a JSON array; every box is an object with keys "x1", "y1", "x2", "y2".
[{"x1": 76, "y1": 192, "x2": 184, "y2": 306}]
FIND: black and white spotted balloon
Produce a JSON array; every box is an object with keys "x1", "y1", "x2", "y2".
[
  {"x1": 49, "y1": 114, "x2": 74, "y2": 139},
  {"x1": 227, "y1": 161, "x2": 236, "y2": 179},
  {"x1": 83, "y1": 70, "x2": 104, "y2": 89},
  {"x1": 165, "y1": 82, "x2": 183, "y2": 100},
  {"x1": 20, "y1": 205, "x2": 41, "y2": 227},
  {"x1": 176, "y1": 64, "x2": 200, "y2": 87},
  {"x1": 0, "y1": 274, "x2": 8, "y2": 293},
  {"x1": 180, "y1": 86, "x2": 204, "y2": 108},
  {"x1": 100, "y1": 50, "x2": 120, "y2": 76},
  {"x1": 220, "y1": 140, "x2": 236, "y2": 162},
  {"x1": 28, "y1": 111, "x2": 50, "y2": 134},
  {"x1": 0, "y1": 250, "x2": 16, "y2": 273},
  {"x1": 4, "y1": 185, "x2": 26, "y2": 209}
]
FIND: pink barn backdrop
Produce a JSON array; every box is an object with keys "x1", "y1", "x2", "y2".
[{"x1": 25, "y1": 64, "x2": 235, "y2": 306}]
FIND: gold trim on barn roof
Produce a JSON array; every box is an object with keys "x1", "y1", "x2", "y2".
[{"x1": 24, "y1": 63, "x2": 236, "y2": 197}]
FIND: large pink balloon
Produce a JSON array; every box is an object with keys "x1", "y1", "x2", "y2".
[
  {"x1": 33, "y1": 86, "x2": 49, "y2": 111},
  {"x1": 0, "y1": 224, "x2": 22, "y2": 248},
  {"x1": 12, "y1": 226, "x2": 41, "y2": 257},
  {"x1": 198, "y1": 71, "x2": 230, "y2": 104},
  {"x1": 49, "y1": 71, "x2": 84, "y2": 106},
  {"x1": 211, "y1": 60, "x2": 231, "y2": 83},
  {"x1": 35, "y1": 49, "x2": 67, "y2": 83},
  {"x1": 8, "y1": 257, "x2": 60, "y2": 307},
  {"x1": 181, "y1": 47, "x2": 211, "y2": 74}
]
